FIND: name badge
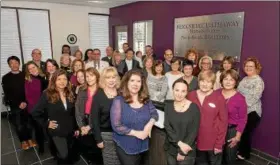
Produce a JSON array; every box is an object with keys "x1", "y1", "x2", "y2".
[{"x1": 208, "y1": 103, "x2": 216, "y2": 108}]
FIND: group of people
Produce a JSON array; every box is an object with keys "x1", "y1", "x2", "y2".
[{"x1": 1, "y1": 43, "x2": 264, "y2": 165}]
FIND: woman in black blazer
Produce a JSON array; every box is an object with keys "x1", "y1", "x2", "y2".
[{"x1": 31, "y1": 69, "x2": 77, "y2": 165}]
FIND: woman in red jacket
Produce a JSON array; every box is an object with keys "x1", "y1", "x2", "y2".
[{"x1": 187, "y1": 71, "x2": 228, "y2": 165}]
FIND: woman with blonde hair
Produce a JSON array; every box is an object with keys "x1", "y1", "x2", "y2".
[
  {"x1": 24, "y1": 61, "x2": 47, "y2": 153},
  {"x1": 91, "y1": 66, "x2": 121, "y2": 165},
  {"x1": 198, "y1": 55, "x2": 213, "y2": 74},
  {"x1": 112, "y1": 50, "x2": 124, "y2": 77},
  {"x1": 60, "y1": 53, "x2": 72, "y2": 76}
]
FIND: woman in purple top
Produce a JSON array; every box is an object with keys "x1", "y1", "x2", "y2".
[
  {"x1": 70, "y1": 59, "x2": 84, "y2": 87},
  {"x1": 219, "y1": 69, "x2": 247, "y2": 164},
  {"x1": 25, "y1": 61, "x2": 48, "y2": 153},
  {"x1": 110, "y1": 69, "x2": 158, "y2": 165}
]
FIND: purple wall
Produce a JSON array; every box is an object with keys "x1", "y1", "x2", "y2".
[{"x1": 110, "y1": 1, "x2": 279, "y2": 157}]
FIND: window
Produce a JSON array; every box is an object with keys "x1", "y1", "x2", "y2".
[
  {"x1": 1, "y1": 8, "x2": 22, "y2": 78},
  {"x1": 88, "y1": 14, "x2": 109, "y2": 58},
  {"x1": 114, "y1": 25, "x2": 128, "y2": 53},
  {"x1": 18, "y1": 9, "x2": 52, "y2": 62},
  {"x1": 133, "y1": 20, "x2": 153, "y2": 54},
  {"x1": 0, "y1": 7, "x2": 52, "y2": 77}
]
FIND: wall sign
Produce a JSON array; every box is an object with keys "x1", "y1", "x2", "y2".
[{"x1": 174, "y1": 12, "x2": 245, "y2": 61}]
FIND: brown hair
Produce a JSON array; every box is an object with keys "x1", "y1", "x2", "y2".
[
  {"x1": 185, "y1": 48, "x2": 198, "y2": 64},
  {"x1": 71, "y1": 59, "x2": 85, "y2": 73},
  {"x1": 171, "y1": 58, "x2": 182, "y2": 71},
  {"x1": 74, "y1": 50, "x2": 83, "y2": 59},
  {"x1": 219, "y1": 56, "x2": 235, "y2": 72},
  {"x1": 143, "y1": 56, "x2": 154, "y2": 69},
  {"x1": 82, "y1": 67, "x2": 100, "y2": 90},
  {"x1": 76, "y1": 69, "x2": 86, "y2": 86},
  {"x1": 25, "y1": 61, "x2": 45, "y2": 81},
  {"x1": 120, "y1": 69, "x2": 149, "y2": 104},
  {"x1": 243, "y1": 56, "x2": 262, "y2": 74},
  {"x1": 46, "y1": 69, "x2": 74, "y2": 103},
  {"x1": 220, "y1": 69, "x2": 240, "y2": 89},
  {"x1": 152, "y1": 60, "x2": 164, "y2": 76}
]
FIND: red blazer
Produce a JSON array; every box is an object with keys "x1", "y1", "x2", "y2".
[{"x1": 187, "y1": 90, "x2": 228, "y2": 150}]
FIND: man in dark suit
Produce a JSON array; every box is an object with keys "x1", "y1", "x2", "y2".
[
  {"x1": 117, "y1": 48, "x2": 141, "y2": 76},
  {"x1": 101, "y1": 46, "x2": 113, "y2": 66},
  {"x1": 22, "y1": 49, "x2": 46, "y2": 73},
  {"x1": 142, "y1": 45, "x2": 157, "y2": 61}
]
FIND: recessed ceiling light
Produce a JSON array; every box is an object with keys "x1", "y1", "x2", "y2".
[{"x1": 88, "y1": 1, "x2": 107, "y2": 3}]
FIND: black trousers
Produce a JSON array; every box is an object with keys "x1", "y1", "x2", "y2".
[
  {"x1": 166, "y1": 152, "x2": 195, "y2": 165},
  {"x1": 238, "y1": 111, "x2": 260, "y2": 159},
  {"x1": 115, "y1": 144, "x2": 147, "y2": 165},
  {"x1": 195, "y1": 150, "x2": 222, "y2": 165},
  {"x1": 9, "y1": 108, "x2": 32, "y2": 142},
  {"x1": 51, "y1": 135, "x2": 75, "y2": 165},
  {"x1": 222, "y1": 127, "x2": 238, "y2": 165},
  {"x1": 78, "y1": 134, "x2": 103, "y2": 164},
  {"x1": 28, "y1": 115, "x2": 45, "y2": 152}
]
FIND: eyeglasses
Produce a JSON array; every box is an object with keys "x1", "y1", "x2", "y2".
[{"x1": 202, "y1": 62, "x2": 210, "y2": 65}]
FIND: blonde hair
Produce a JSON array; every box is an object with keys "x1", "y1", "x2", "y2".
[
  {"x1": 198, "y1": 55, "x2": 213, "y2": 70},
  {"x1": 112, "y1": 50, "x2": 121, "y2": 66},
  {"x1": 99, "y1": 67, "x2": 121, "y2": 89},
  {"x1": 60, "y1": 53, "x2": 71, "y2": 67},
  {"x1": 25, "y1": 61, "x2": 45, "y2": 81},
  {"x1": 198, "y1": 70, "x2": 216, "y2": 85}
]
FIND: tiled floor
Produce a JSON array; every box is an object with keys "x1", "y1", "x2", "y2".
[
  {"x1": 1, "y1": 116, "x2": 278, "y2": 165},
  {"x1": 1, "y1": 116, "x2": 88, "y2": 165}
]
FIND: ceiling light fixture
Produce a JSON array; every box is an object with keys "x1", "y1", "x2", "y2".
[{"x1": 88, "y1": 1, "x2": 107, "y2": 3}]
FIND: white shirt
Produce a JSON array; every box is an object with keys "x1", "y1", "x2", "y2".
[
  {"x1": 125, "y1": 59, "x2": 133, "y2": 71},
  {"x1": 85, "y1": 60, "x2": 109, "y2": 73},
  {"x1": 134, "y1": 56, "x2": 143, "y2": 68},
  {"x1": 165, "y1": 72, "x2": 184, "y2": 100}
]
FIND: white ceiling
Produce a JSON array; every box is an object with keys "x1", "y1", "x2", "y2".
[{"x1": 3, "y1": 0, "x2": 138, "y2": 8}]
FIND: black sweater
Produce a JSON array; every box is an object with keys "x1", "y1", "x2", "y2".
[
  {"x1": 2, "y1": 72, "x2": 26, "y2": 109},
  {"x1": 164, "y1": 101, "x2": 200, "y2": 157},
  {"x1": 91, "y1": 88, "x2": 114, "y2": 143},
  {"x1": 31, "y1": 91, "x2": 76, "y2": 137}
]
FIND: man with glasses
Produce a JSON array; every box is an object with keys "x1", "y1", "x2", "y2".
[
  {"x1": 22, "y1": 49, "x2": 46, "y2": 73},
  {"x1": 85, "y1": 48, "x2": 109, "y2": 73}
]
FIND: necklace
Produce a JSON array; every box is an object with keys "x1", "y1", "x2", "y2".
[
  {"x1": 174, "y1": 100, "x2": 187, "y2": 111},
  {"x1": 104, "y1": 88, "x2": 117, "y2": 98}
]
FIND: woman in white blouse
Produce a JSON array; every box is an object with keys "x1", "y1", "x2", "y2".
[
  {"x1": 214, "y1": 56, "x2": 236, "y2": 90},
  {"x1": 237, "y1": 57, "x2": 264, "y2": 160},
  {"x1": 165, "y1": 58, "x2": 184, "y2": 100}
]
